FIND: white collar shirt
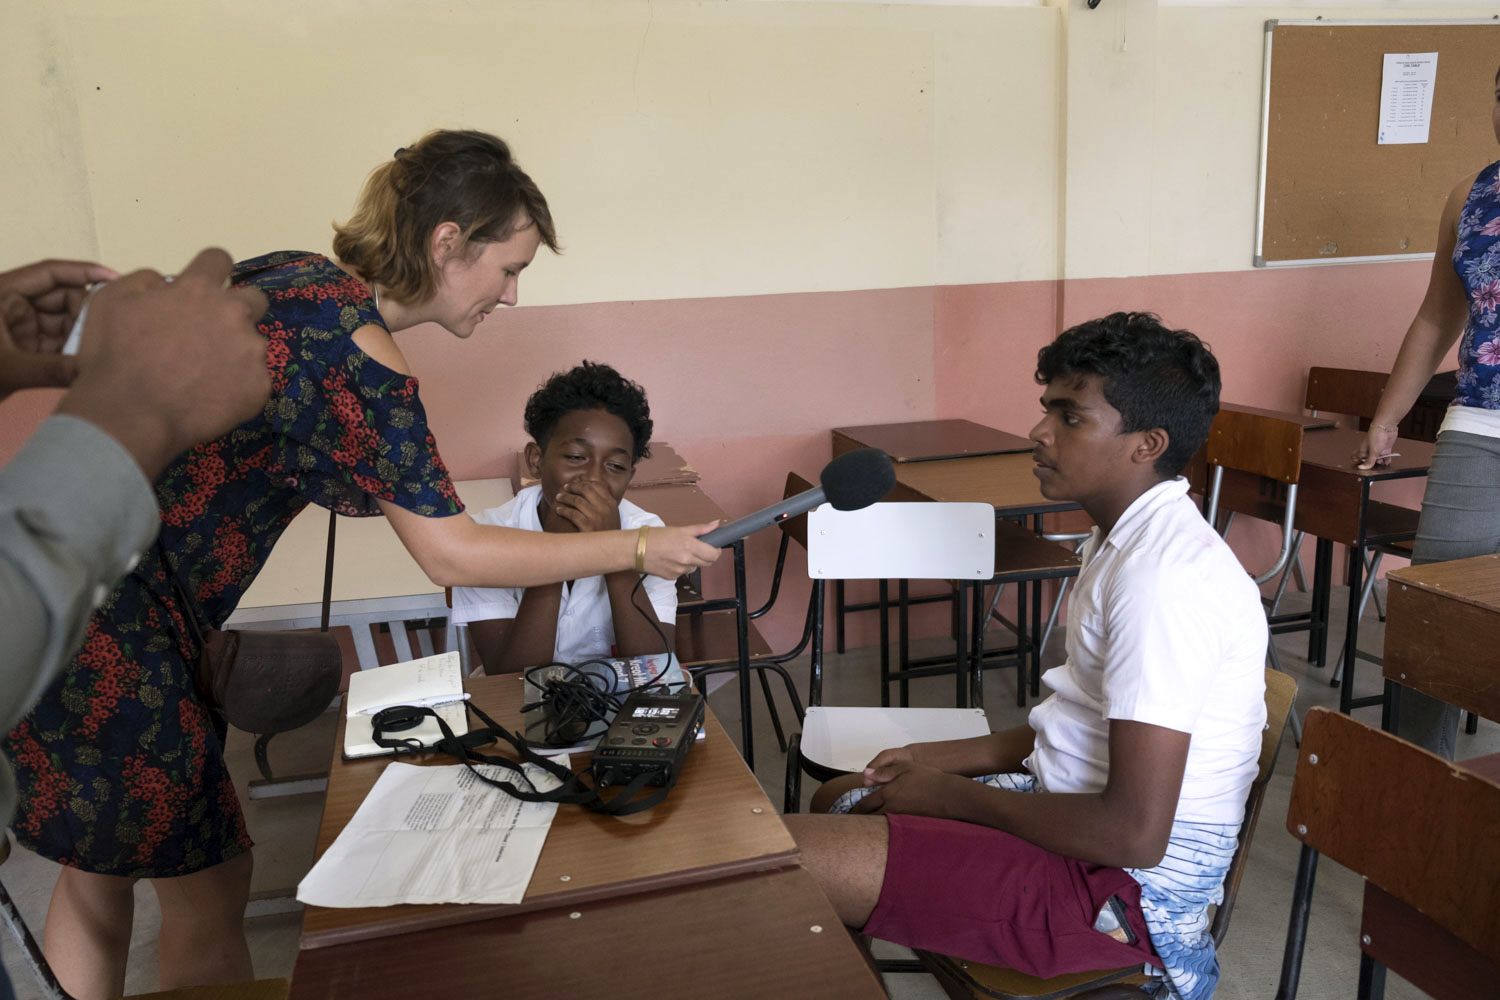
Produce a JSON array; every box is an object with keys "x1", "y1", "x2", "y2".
[
  {"x1": 449, "y1": 485, "x2": 677, "y2": 665},
  {"x1": 1023, "y1": 477, "x2": 1268, "y2": 826}
]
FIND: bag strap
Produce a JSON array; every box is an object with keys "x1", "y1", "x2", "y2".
[{"x1": 155, "y1": 508, "x2": 337, "y2": 635}]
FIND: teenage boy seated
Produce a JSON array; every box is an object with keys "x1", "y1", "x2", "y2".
[
  {"x1": 452, "y1": 361, "x2": 676, "y2": 673},
  {"x1": 785, "y1": 313, "x2": 1267, "y2": 1000}
]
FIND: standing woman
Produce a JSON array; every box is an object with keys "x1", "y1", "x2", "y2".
[
  {"x1": 1355, "y1": 68, "x2": 1500, "y2": 758},
  {"x1": 6, "y1": 130, "x2": 720, "y2": 999}
]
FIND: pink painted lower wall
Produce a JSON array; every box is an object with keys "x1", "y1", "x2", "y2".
[{"x1": 0, "y1": 259, "x2": 1446, "y2": 653}]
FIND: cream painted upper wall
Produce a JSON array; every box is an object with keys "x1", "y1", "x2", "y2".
[{"x1": 1, "y1": 0, "x2": 1059, "y2": 302}]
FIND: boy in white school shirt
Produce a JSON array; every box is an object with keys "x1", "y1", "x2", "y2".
[
  {"x1": 786, "y1": 314, "x2": 1267, "y2": 1000},
  {"x1": 451, "y1": 362, "x2": 676, "y2": 672}
]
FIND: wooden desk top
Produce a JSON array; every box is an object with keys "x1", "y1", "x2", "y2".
[
  {"x1": 833, "y1": 419, "x2": 1032, "y2": 463},
  {"x1": 626, "y1": 484, "x2": 728, "y2": 527},
  {"x1": 1388, "y1": 554, "x2": 1500, "y2": 615},
  {"x1": 300, "y1": 673, "x2": 795, "y2": 950},
  {"x1": 1221, "y1": 401, "x2": 1338, "y2": 431},
  {"x1": 236, "y1": 478, "x2": 514, "y2": 611},
  {"x1": 890, "y1": 452, "x2": 1075, "y2": 518},
  {"x1": 1297, "y1": 428, "x2": 1434, "y2": 480},
  {"x1": 513, "y1": 442, "x2": 700, "y2": 491},
  {"x1": 289, "y1": 867, "x2": 885, "y2": 999}
]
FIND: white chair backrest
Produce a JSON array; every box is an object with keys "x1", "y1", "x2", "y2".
[{"x1": 807, "y1": 502, "x2": 995, "y2": 581}]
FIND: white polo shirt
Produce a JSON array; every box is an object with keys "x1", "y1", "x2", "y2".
[
  {"x1": 450, "y1": 485, "x2": 678, "y2": 665},
  {"x1": 1023, "y1": 477, "x2": 1267, "y2": 826}
]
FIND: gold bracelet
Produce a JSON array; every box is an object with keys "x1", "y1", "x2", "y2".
[
  {"x1": 634, "y1": 525, "x2": 649, "y2": 574},
  {"x1": 1372, "y1": 421, "x2": 1399, "y2": 432}
]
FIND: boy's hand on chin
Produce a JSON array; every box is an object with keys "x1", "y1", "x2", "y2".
[{"x1": 552, "y1": 480, "x2": 622, "y2": 533}]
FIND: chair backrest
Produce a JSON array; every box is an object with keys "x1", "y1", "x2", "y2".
[
  {"x1": 1287, "y1": 707, "x2": 1500, "y2": 986},
  {"x1": 1204, "y1": 411, "x2": 1305, "y2": 585},
  {"x1": 807, "y1": 502, "x2": 995, "y2": 581},
  {"x1": 1305, "y1": 366, "x2": 1387, "y2": 419},
  {"x1": 781, "y1": 471, "x2": 815, "y2": 551},
  {"x1": 1210, "y1": 668, "x2": 1296, "y2": 944},
  {"x1": 1204, "y1": 409, "x2": 1305, "y2": 484}
]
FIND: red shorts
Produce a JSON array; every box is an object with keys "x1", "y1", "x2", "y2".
[{"x1": 862, "y1": 814, "x2": 1162, "y2": 979}]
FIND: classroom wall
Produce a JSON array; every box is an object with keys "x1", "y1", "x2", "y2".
[{"x1": 3, "y1": 0, "x2": 1492, "y2": 649}]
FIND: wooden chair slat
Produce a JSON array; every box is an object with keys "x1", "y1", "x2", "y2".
[
  {"x1": 1287, "y1": 708, "x2": 1500, "y2": 967},
  {"x1": 1305, "y1": 366, "x2": 1388, "y2": 419},
  {"x1": 1205, "y1": 410, "x2": 1305, "y2": 485}
]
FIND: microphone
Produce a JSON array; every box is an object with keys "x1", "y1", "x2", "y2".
[{"x1": 698, "y1": 448, "x2": 895, "y2": 548}]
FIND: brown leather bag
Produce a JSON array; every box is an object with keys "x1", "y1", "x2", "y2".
[{"x1": 159, "y1": 512, "x2": 343, "y2": 736}]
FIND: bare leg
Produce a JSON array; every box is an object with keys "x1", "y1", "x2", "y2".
[
  {"x1": 152, "y1": 850, "x2": 254, "y2": 989},
  {"x1": 44, "y1": 867, "x2": 137, "y2": 1000},
  {"x1": 783, "y1": 813, "x2": 889, "y2": 928}
]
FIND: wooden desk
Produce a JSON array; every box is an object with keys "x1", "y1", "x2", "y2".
[
  {"x1": 1195, "y1": 428, "x2": 1432, "y2": 707},
  {"x1": 228, "y1": 479, "x2": 514, "y2": 666},
  {"x1": 833, "y1": 418, "x2": 1032, "y2": 463},
  {"x1": 1221, "y1": 401, "x2": 1337, "y2": 431},
  {"x1": 1385, "y1": 554, "x2": 1500, "y2": 730},
  {"x1": 890, "y1": 451, "x2": 1076, "y2": 519},
  {"x1": 290, "y1": 866, "x2": 884, "y2": 999},
  {"x1": 626, "y1": 484, "x2": 726, "y2": 526},
  {"x1": 513, "y1": 442, "x2": 700, "y2": 491},
  {"x1": 301, "y1": 673, "x2": 795, "y2": 950}
]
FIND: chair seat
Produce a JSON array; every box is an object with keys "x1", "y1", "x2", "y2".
[
  {"x1": 1363, "y1": 501, "x2": 1419, "y2": 546},
  {"x1": 992, "y1": 521, "x2": 1081, "y2": 583},
  {"x1": 673, "y1": 608, "x2": 774, "y2": 668},
  {"x1": 918, "y1": 950, "x2": 1148, "y2": 1000},
  {"x1": 800, "y1": 705, "x2": 990, "y2": 774}
]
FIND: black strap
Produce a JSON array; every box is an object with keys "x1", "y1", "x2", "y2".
[
  {"x1": 376, "y1": 701, "x2": 680, "y2": 817},
  {"x1": 155, "y1": 508, "x2": 336, "y2": 635}
]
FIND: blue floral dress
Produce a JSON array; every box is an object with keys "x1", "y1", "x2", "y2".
[
  {"x1": 5, "y1": 252, "x2": 462, "y2": 878},
  {"x1": 1453, "y1": 160, "x2": 1500, "y2": 405}
]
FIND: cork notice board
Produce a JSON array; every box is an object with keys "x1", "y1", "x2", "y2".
[{"x1": 1256, "y1": 19, "x2": 1500, "y2": 266}]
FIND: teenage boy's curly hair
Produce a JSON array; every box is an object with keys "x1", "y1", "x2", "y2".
[
  {"x1": 1035, "y1": 312, "x2": 1220, "y2": 477},
  {"x1": 524, "y1": 361, "x2": 653, "y2": 463}
]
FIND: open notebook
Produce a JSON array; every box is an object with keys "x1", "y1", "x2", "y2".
[{"x1": 342, "y1": 652, "x2": 470, "y2": 759}]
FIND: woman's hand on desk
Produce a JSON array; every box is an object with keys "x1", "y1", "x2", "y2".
[
  {"x1": 640, "y1": 524, "x2": 722, "y2": 580},
  {"x1": 1355, "y1": 423, "x2": 1399, "y2": 470}
]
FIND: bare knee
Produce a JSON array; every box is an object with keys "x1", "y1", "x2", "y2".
[
  {"x1": 785, "y1": 813, "x2": 889, "y2": 928},
  {"x1": 809, "y1": 772, "x2": 866, "y2": 814}
]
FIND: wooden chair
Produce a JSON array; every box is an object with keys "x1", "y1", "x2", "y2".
[
  {"x1": 673, "y1": 473, "x2": 821, "y2": 755},
  {"x1": 1203, "y1": 410, "x2": 1306, "y2": 736},
  {"x1": 914, "y1": 669, "x2": 1297, "y2": 999},
  {"x1": 970, "y1": 522, "x2": 1082, "y2": 708},
  {"x1": 1274, "y1": 708, "x2": 1500, "y2": 999}
]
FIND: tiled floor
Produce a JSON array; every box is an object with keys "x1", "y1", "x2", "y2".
[{"x1": 2, "y1": 582, "x2": 1493, "y2": 998}]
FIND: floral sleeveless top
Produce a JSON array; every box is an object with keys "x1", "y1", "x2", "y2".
[{"x1": 1453, "y1": 160, "x2": 1500, "y2": 409}]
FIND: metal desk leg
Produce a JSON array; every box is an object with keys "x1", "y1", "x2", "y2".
[
  {"x1": 898, "y1": 579, "x2": 910, "y2": 707},
  {"x1": 835, "y1": 580, "x2": 846, "y2": 654},
  {"x1": 733, "y1": 541, "x2": 753, "y2": 770},
  {"x1": 1275, "y1": 844, "x2": 1320, "y2": 1000},
  {"x1": 1339, "y1": 492, "x2": 1368, "y2": 714},
  {"x1": 955, "y1": 580, "x2": 969, "y2": 708},
  {"x1": 878, "y1": 580, "x2": 891, "y2": 708}
]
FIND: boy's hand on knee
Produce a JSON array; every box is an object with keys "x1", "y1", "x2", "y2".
[
  {"x1": 851, "y1": 760, "x2": 964, "y2": 819},
  {"x1": 862, "y1": 745, "x2": 920, "y2": 785}
]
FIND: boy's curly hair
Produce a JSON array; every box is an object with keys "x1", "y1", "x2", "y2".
[
  {"x1": 1035, "y1": 312, "x2": 1220, "y2": 477},
  {"x1": 524, "y1": 361, "x2": 653, "y2": 462}
]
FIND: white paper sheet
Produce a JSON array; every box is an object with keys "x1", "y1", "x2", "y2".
[
  {"x1": 296, "y1": 760, "x2": 566, "y2": 908},
  {"x1": 1378, "y1": 52, "x2": 1438, "y2": 145}
]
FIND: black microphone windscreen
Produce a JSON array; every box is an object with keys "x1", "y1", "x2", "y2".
[{"x1": 820, "y1": 448, "x2": 896, "y2": 511}]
